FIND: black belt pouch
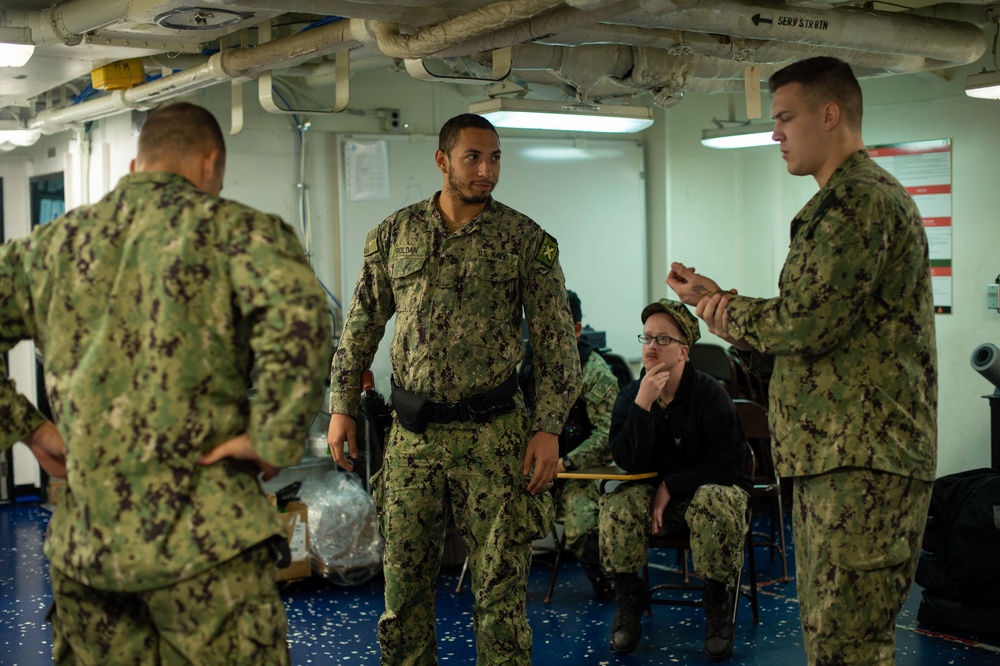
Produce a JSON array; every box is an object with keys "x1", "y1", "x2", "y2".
[{"x1": 391, "y1": 386, "x2": 430, "y2": 434}]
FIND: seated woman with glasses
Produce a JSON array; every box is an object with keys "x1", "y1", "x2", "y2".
[{"x1": 598, "y1": 299, "x2": 751, "y2": 660}]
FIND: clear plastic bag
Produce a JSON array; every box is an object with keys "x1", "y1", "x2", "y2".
[{"x1": 298, "y1": 471, "x2": 384, "y2": 586}]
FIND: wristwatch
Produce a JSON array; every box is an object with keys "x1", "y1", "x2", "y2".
[{"x1": 562, "y1": 457, "x2": 576, "y2": 472}]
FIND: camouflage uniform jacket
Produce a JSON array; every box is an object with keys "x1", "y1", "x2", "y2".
[
  {"x1": 610, "y1": 362, "x2": 750, "y2": 499},
  {"x1": 0, "y1": 171, "x2": 332, "y2": 591},
  {"x1": 563, "y1": 346, "x2": 618, "y2": 470},
  {"x1": 330, "y1": 193, "x2": 580, "y2": 434},
  {"x1": 726, "y1": 150, "x2": 937, "y2": 481}
]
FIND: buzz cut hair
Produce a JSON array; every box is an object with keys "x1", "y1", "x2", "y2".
[
  {"x1": 137, "y1": 102, "x2": 226, "y2": 165},
  {"x1": 768, "y1": 56, "x2": 863, "y2": 131},
  {"x1": 438, "y1": 113, "x2": 499, "y2": 157}
]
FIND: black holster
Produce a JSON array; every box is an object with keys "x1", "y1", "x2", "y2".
[
  {"x1": 391, "y1": 373, "x2": 518, "y2": 433},
  {"x1": 390, "y1": 385, "x2": 431, "y2": 434}
]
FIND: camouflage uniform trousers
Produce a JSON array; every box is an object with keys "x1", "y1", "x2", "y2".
[
  {"x1": 371, "y1": 408, "x2": 553, "y2": 666},
  {"x1": 47, "y1": 542, "x2": 289, "y2": 665},
  {"x1": 599, "y1": 481, "x2": 749, "y2": 584},
  {"x1": 552, "y1": 478, "x2": 601, "y2": 558},
  {"x1": 793, "y1": 467, "x2": 932, "y2": 665}
]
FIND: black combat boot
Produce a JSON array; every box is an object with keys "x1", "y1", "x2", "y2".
[
  {"x1": 703, "y1": 578, "x2": 736, "y2": 660},
  {"x1": 578, "y1": 534, "x2": 614, "y2": 602},
  {"x1": 610, "y1": 572, "x2": 647, "y2": 654}
]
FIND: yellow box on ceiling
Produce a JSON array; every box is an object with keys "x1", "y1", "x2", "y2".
[{"x1": 90, "y1": 58, "x2": 145, "y2": 91}]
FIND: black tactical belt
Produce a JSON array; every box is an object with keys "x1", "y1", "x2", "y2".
[{"x1": 391, "y1": 373, "x2": 518, "y2": 433}]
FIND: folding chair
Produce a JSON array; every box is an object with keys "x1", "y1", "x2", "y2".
[
  {"x1": 642, "y1": 442, "x2": 761, "y2": 625},
  {"x1": 454, "y1": 522, "x2": 565, "y2": 604},
  {"x1": 734, "y1": 399, "x2": 790, "y2": 582}
]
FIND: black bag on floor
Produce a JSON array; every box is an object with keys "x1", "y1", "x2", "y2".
[{"x1": 916, "y1": 467, "x2": 1000, "y2": 637}]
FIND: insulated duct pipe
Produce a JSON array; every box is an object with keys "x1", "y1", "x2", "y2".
[
  {"x1": 534, "y1": 23, "x2": 935, "y2": 74},
  {"x1": 429, "y1": 0, "x2": 633, "y2": 58},
  {"x1": 503, "y1": 40, "x2": 939, "y2": 102},
  {"x1": 620, "y1": 0, "x2": 987, "y2": 66},
  {"x1": 28, "y1": 19, "x2": 361, "y2": 132},
  {"x1": 0, "y1": 0, "x2": 129, "y2": 46},
  {"x1": 369, "y1": 0, "x2": 565, "y2": 59}
]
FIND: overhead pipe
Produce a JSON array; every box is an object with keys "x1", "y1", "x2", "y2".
[
  {"x1": 0, "y1": 0, "x2": 129, "y2": 46},
  {"x1": 219, "y1": 18, "x2": 362, "y2": 78},
  {"x1": 369, "y1": 0, "x2": 565, "y2": 59},
  {"x1": 620, "y1": 0, "x2": 987, "y2": 66},
  {"x1": 28, "y1": 19, "x2": 361, "y2": 132},
  {"x1": 535, "y1": 23, "x2": 938, "y2": 74},
  {"x1": 429, "y1": 0, "x2": 633, "y2": 58},
  {"x1": 502, "y1": 37, "x2": 950, "y2": 107},
  {"x1": 907, "y1": 3, "x2": 995, "y2": 28}
]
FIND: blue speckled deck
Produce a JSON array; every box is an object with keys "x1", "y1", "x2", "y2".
[{"x1": 2, "y1": 503, "x2": 998, "y2": 665}]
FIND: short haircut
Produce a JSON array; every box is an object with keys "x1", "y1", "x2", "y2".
[
  {"x1": 567, "y1": 290, "x2": 582, "y2": 324},
  {"x1": 438, "y1": 113, "x2": 499, "y2": 157},
  {"x1": 768, "y1": 56, "x2": 863, "y2": 130},
  {"x1": 137, "y1": 102, "x2": 226, "y2": 165}
]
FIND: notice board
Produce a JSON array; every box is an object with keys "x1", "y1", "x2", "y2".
[{"x1": 870, "y1": 138, "x2": 952, "y2": 313}]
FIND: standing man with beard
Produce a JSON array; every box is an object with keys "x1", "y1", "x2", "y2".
[{"x1": 328, "y1": 113, "x2": 581, "y2": 665}]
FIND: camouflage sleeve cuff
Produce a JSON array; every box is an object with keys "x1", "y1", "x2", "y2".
[
  {"x1": 0, "y1": 399, "x2": 46, "y2": 451},
  {"x1": 329, "y1": 393, "x2": 360, "y2": 419},
  {"x1": 726, "y1": 297, "x2": 748, "y2": 341},
  {"x1": 532, "y1": 413, "x2": 565, "y2": 436}
]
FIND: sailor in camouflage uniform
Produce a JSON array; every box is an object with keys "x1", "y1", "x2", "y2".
[
  {"x1": 549, "y1": 290, "x2": 618, "y2": 600},
  {"x1": 600, "y1": 300, "x2": 750, "y2": 659},
  {"x1": 669, "y1": 57, "x2": 937, "y2": 665},
  {"x1": 0, "y1": 102, "x2": 332, "y2": 665},
  {"x1": 327, "y1": 114, "x2": 581, "y2": 666}
]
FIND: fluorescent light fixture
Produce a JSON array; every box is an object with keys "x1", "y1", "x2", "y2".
[
  {"x1": 0, "y1": 42, "x2": 34, "y2": 67},
  {"x1": 469, "y1": 97, "x2": 653, "y2": 134},
  {"x1": 965, "y1": 70, "x2": 1000, "y2": 100},
  {"x1": 700, "y1": 122, "x2": 776, "y2": 149}
]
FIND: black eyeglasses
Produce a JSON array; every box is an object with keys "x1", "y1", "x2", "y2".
[{"x1": 638, "y1": 334, "x2": 685, "y2": 347}]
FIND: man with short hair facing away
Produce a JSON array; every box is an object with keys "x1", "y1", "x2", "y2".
[
  {"x1": 600, "y1": 299, "x2": 750, "y2": 660},
  {"x1": 327, "y1": 113, "x2": 581, "y2": 665},
  {"x1": 668, "y1": 56, "x2": 937, "y2": 665},
  {"x1": 0, "y1": 102, "x2": 332, "y2": 665}
]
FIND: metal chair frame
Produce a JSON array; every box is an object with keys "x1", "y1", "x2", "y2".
[
  {"x1": 454, "y1": 522, "x2": 566, "y2": 604},
  {"x1": 641, "y1": 443, "x2": 762, "y2": 625},
  {"x1": 733, "y1": 399, "x2": 791, "y2": 582}
]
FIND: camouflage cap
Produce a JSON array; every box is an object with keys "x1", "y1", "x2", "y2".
[{"x1": 640, "y1": 299, "x2": 701, "y2": 346}]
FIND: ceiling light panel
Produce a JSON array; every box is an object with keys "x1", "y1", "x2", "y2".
[
  {"x1": 701, "y1": 123, "x2": 777, "y2": 149},
  {"x1": 469, "y1": 98, "x2": 653, "y2": 134}
]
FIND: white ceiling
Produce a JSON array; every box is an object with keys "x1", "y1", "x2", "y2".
[{"x1": 0, "y1": 0, "x2": 996, "y2": 131}]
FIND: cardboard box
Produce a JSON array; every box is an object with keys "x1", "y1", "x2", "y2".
[{"x1": 276, "y1": 501, "x2": 311, "y2": 582}]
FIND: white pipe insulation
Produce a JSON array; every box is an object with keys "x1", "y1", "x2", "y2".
[
  {"x1": 0, "y1": 0, "x2": 130, "y2": 46},
  {"x1": 620, "y1": 0, "x2": 987, "y2": 65},
  {"x1": 28, "y1": 19, "x2": 362, "y2": 132},
  {"x1": 533, "y1": 23, "x2": 942, "y2": 74}
]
